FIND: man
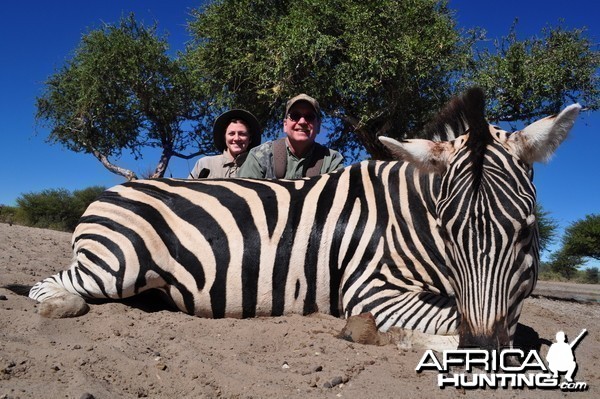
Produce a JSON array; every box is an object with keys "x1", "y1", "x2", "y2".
[{"x1": 237, "y1": 94, "x2": 344, "y2": 179}]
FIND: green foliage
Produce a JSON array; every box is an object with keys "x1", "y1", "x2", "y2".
[
  {"x1": 72, "y1": 186, "x2": 108, "y2": 218},
  {"x1": 539, "y1": 262, "x2": 599, "y2": 284},
  {"x1": 538, "y1": 261, "x2": 569, "y2": 282},
  {"x1": 582, "y1": 267, "x2": 599, "y2": 284},
  {"x1": 0, "y1": 205, "x2": 18, "y2": 225},
  {"x1": 186, "y1": 0, "x2": 599, "y2": 160},
  {"x1": 536, "y1": 204, "x2": 559, "y2": 254},
  {"x1": 546, "y1": 249, "x2": 582, "y2": 280},
  {"x1": 544, "y1": 214, "x2": 600, "y2": 281},
  {"x1": 36, "y1": 14, "x2": 212, "y2": 179},
  {"x1": 15, "y1": 186, "x2": 105, "y2": 232},
  {"x1": 187, "y1": 0, "x2": 472, "y2": 160},
  {"x1": 462, "y1": 22, "x2": 600, "y2": 123},
  {"x1": 561, "y1": 214, "x2": 600, "y2": 260},
  {"x1": 36, "y1": 3, "x2": 600, "y2": 168}
]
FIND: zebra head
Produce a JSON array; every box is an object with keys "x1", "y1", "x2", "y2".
[{"x1": 379, "y1": 88, "x2": 581, "y2": 350}]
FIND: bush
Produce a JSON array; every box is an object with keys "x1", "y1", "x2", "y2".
[
  {"x1": 15, "y1": 186, "x2": 105, "y2": 231},
  {"x1": 575, "y1": 267, "x2": 600, "y2": 284},
  {"x1": 0, "y1": 205, "x2": 18, "y2": 225},
  {"x1": 538, "y1": 264, "x2": 569, "y2": 282}
]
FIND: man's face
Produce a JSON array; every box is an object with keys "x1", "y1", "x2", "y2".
[{"x1": 283, "y1": 102, "x2": 320, "y2": 146}]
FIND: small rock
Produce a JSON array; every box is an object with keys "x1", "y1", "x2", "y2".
[
  {"x1": 0, "y1": 295, "x2": 7, "y2": 300},
  {"x1": 302, "y1": 365, "x2": 324, "y2": 375},
  {"x1": 80, "y1": 394, "x2": 95, "y2": 399},
  {"x1": 155, "y1": 363, "x2": 167, "y2": 371},
  {"x1": 323, "y1": 376, "x2": 344, "y2": 388}
]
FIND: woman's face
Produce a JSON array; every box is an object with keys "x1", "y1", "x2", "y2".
[{"x1": 225, "y1": 120, "x2": 251, "y2": 157}]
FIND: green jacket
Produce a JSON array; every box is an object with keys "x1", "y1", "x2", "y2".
[{"x1": 237, "y1": 140, "x2": 345, "y2": 179}]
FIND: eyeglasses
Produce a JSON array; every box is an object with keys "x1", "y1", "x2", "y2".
[{"x1": 287, "y1": 111, "x2": 318, "y2": 123}]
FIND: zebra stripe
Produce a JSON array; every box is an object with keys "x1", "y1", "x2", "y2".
[
  {"x1": 29, "y1": 88, "x2": 581, "y2": 350},
  {"x1": 30, "y1": 161, "x2": 457, "y2": 328}
]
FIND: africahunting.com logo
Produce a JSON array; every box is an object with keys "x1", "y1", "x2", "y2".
[{"x1": 415, "y1": 329, "x2": 588, "y2": 391}]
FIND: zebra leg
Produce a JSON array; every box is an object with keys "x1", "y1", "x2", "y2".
[
  {"x1": 29, "y1": 270, "x2": 90, "y2": 318},
  {"x1": 345, "y1": 291, "x2": 460, "y2": 351},
  {"x1": 29, "y1": 256, "x2": 128, "y2": 318},
  {"x1": 29, "y1": 250, "x2": 171, "y2": 318}
]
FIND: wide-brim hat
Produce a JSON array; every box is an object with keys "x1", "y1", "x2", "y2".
[{"x1": 213, "y1": 109, "x2": 261, "y2": 152}]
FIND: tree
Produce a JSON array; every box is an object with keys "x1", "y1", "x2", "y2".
[
  {"x1": 186, "y1": 0, "x2": 599, "y2": 161},
  {"x1": 584, "y1": 267, "x2": 599, "y2": 284},
  {"x1": 37, "y1": 3, "x2": 600, "y2": 172},
  {"x1": 536, "y1": 204, "x2": 559, "y2": 254},
  {"x1": 187, "y1": 0, "x2": 473, "y2": 160},
  {"x1": 462, "y1": 22, "x2": 600, "y2": 124},
  {"x1": 561, "y1": 214, "x2": 600, "y2": 260},
  {"x1": 36, "y1": 14, "x2": 213, "y2": 180},
  {"x1": 547, "y1": 249, "x2": 582, "y2": 280},
  {"x1": 545, "y1": 214, "x2": 600, "y2": 280}
]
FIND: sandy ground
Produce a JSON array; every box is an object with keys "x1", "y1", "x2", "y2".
[{"x1": 1, "y1": 223, "x2": 598, "y2": 399}]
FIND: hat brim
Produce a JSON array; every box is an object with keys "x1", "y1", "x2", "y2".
[{"x1": 213, "y1": 109, "x2": 262, "y2": 152}]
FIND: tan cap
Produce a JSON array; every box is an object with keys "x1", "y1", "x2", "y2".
[{"x1": 285, "y1": 94, "x2": 321, "y2": 118}]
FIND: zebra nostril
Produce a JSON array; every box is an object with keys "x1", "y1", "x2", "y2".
[{"x1": 459, "y1": 318, "x2": 511, "y2": 352}]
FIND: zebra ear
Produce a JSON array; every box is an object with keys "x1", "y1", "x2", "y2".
[
  {"x1": 508, "y1": 103, "x2": 581, "y2": 164},
  {"x1": 379, "y1": 136, "x2": 455, "y2": 174}
]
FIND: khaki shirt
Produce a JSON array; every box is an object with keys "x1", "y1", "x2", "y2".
[
  {"x1": 237, "y1": 140, "x2": 344, "y2": 179},
  {"x1": 188, "y1": 151, "x2": 244, "y2": 179}
]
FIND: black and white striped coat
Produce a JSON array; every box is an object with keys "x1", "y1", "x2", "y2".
[{"x1": 29, "y1": 89, "x2": 581, "y2": 350}]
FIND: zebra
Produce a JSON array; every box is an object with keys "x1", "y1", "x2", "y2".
[{"x1": 28, "y1": 88, "x2": 580, "y2": 350}]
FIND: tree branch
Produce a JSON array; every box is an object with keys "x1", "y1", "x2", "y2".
[
  {"x1": 171, "y1": 150, "x2": 207, "y2": 160},
  {"x1": 89, "y1": 147, "x2": 138, "y2": 181}
]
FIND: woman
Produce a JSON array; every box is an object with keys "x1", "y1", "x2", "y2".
[{"x1": 189, "y1": 109, "x2": 261, "y2": 178}]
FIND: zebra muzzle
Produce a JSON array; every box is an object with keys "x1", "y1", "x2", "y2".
[{"x1": 458, "y1": 319, "x2": 510, "y2": 351}]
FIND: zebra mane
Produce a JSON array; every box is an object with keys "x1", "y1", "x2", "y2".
[
  {"x1": 424, "y1": 87, "x2": 492, "y2": 190},
  {"x1": 423, "y1": 87, "x2": 489, "y2": 142}
]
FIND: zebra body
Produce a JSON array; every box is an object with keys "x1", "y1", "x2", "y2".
[
  {"x1": 31, "y1": 162, "x2": 456, "y2": 331},
  {"x1": 29, "y1": 89, "x2": 581, "y2": 349}
]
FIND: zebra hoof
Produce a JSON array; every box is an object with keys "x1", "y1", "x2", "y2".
[
  {"x1": 339, "y1": 313, "x2": 382, "y2": 345},
  {"x1": 339, "y1": 313, "x2": 460, "y2": 351},
  {"x1": 37, "y1": 294, "x2": 89, "y2": 318}
]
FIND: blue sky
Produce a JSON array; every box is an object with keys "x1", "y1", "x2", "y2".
[{"x1": 1, "y1": 1, "x2": 598, "y2": 264}]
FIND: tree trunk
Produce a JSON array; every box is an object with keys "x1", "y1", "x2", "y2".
[{"x1": 90, "y1": 148, "x2": 137, "y2": 181}]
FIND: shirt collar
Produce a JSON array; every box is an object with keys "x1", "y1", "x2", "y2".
[
  {"x1": 286, "y1": 142, "x2": 316, "y2": 160},
  {"x1": 221, "y1": 150, "x2": 235, "y2": 166}
]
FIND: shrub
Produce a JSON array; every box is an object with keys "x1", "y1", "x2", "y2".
[
  {"x1": 14, "y1": 186, "x2": 105, "y2": 231},
  {"x1": 0, "y1": 205, "x2": 18, "y2": 225}
]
